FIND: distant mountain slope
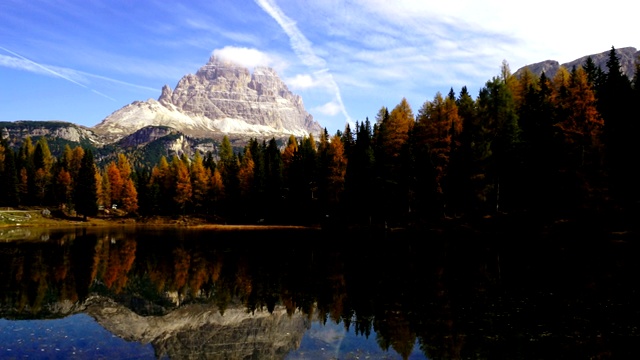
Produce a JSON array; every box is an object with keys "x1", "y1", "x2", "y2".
[{"x1": 514, "y1": 47, "x2": 639, "y2": 79}]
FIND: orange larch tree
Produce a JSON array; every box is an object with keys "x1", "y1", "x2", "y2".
[
  {"x1": 190, "y1": 150, "x2": 211, "y2": 212},
  {"x1": 106, "y1": 161, "x2": 123, "y2": 207},
  {"x1": 172, "y1": 155, "x2": 192, "y2": 213}
]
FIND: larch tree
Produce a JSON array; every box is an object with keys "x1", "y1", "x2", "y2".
[
  {"x1": 375, "y1": 98, "x2": 416, "y2": 221},
  {"x1": 385, "y1": 98, "x2": 415, "y2": 163},
  {"x1": 325, "y1": 134, "x2": 347, "y2": 205},
  {"x1": 70, "y1": 146, "x2": 84, "y2": 179},
  {"x1": 561, "y1": 67, "x2": 604, "y2": 167},
  {"x1": 190, "y1": 150, "x2": 211, "y2": 212},
  {"x1": 209, "y1": 168, "x2": 225, "y2": 215},
  {"x1": 17, "y1": 136, "x2": 35, "y2": 201},
  {"x1": 238, "y1": 147, "x2": 255, "y2": 199},
  {"x1": 33, "y1": 138, "x2": 54, "y2": 204},
  {"x1": 559, "y1": 67, "x2": 605, "y2": 207},
  {"x1": 116, "y1": 154, "x2": 138, "y2": 213},
  {"x1": 117, "y1": 154, "x2": 132, "y2": 181},
  {"x1": 120, "y1": 177, "x2": 139, "y2": 213},
  {"x1": 56, "y1": 168, "x2": 73, "y2": 208},
  {"x1": 99, "y1": 168, "x2": 111, "y2": 210},
  {"x1": 172, "y1": 155, "x2": 192, "y2": 214},
  {"x1": 106, "y1": 161, "x2": 124, "y2": 206},
  {"x1": 148, "y1": 156, "x2": 173, "y2": 214},
  {"x1": 415, "y1": 92, "x2": 462, "y2": 198}
]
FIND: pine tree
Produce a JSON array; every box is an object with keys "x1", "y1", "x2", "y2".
[
  {"x1": 74, "y1": 149, "x2": 98, "y2": 220},
  {"x1": 600, "y1": 46, "x2": 637, "y2": 205},
  {"x1": 0, "y1": 141, "x2": 19, "y2": 206},
  {"x1": 476, "y1": 75, "x2": 521, "y2": 212}
]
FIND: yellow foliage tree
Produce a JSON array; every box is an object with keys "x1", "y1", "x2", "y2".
[
  {"x1": 120, "y1": 178, "x2": 139, "y2": 213},
  {"x1": 172, "y1": 156, "x2": 192, "y2": 212},
  {"x1": 416, "y1": 92, "x2": 462, "y2": 194},
  {"x1": 326, "y1": 134, "x2": 347, "y2": 203},
  {"x1": 190, "y1": 151, "x2": 210, "y2": 210},
  {"x1": 238, "y1": 147, "x2": 255, "y2": 198},
  {"x1": 106, "y1": 161, "x2": 123, "y2": 206}
]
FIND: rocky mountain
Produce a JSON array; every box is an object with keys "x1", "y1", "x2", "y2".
[
  {"x1": 514, "y1": 46, "x2": 639, "y2": 79},
  {"x1": 93, "y1": 55, "x2": 323, "y2": 142},
  {"x1": 0, "y1": 120, "x2": 100, "y2": 155},
  {"x1": 83, "y1": 296, "x2": 310, "y2": 359}
]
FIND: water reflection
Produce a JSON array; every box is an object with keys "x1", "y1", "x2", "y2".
[{"x1": 0, "y1": 223, "x2": 638, "y2": 359}]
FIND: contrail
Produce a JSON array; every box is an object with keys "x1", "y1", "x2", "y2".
[
  {"x1": 0, "y1": 46, "x2": 116, "y2": 101},
  {"x1": 255, "y1": 0, "x2": 352, "y2": 124}
]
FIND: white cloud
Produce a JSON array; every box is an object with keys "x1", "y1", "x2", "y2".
[
  {"x1": 286, "y1": 74, "x2": 317, "y2": 90},
  {"x1": 212, "y1": 46, "x2": 274, "y2": 69},
  {"x1": 314, "y1": 100, "x2": 342, "y2": 116}
]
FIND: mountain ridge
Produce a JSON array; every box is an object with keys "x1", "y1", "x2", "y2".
[{"x1": 514, "y1": 46, "x2": 638, "y2": 79}]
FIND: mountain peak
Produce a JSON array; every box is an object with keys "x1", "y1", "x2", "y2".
[{"x1": 93, "y1": 56, "x2": 322, "y2": 141}]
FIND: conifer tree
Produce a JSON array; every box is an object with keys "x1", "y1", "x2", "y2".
[
  {"x1": 0, "y1": 141, "x2": 19, "y2": 206},
  {"x1": 238, "y1": 147, "x2": 255, "y2": 199},
  {"x1": 120, "y1": 177, "x2": 139, "y2": 214},
  {"x1": 190, "y1": 151, "x2": 210, "y2": 212},
  {"x1": 476, "y1": 76, "x2": 521, "y2": 212},
  {"x1": 74, "y1": 149, "x2": 98, "y2": 220},
  {"x1": 345, "y1": 118, "x2": 376, "y2": 223},
  {"x1": 600, "y1": 46, "x2": 636, "y2": 205},
  {"x1": 209, "y1": 168, "x2": 225, "y2": 216},
  {"x1": 106, "y1": 161, "x2": 123, "y2": 206},
  {"x1": 264, "y1": 137, "x2": 283, "y2": 202},
  {"x1": 415, "y1": 92, "x2": 462, "y2": 200},
  {"x1": 172, "y1": 155, "x2": 192, "y2": 214},
  {"x1": 325, "y1": 134, "x2": 347, "y2": 205},
  {"x1": 32, "y1": 138, "x2": 53, "y2": 204}
]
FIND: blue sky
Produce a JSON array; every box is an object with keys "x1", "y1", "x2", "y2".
[{"x1": 1, "y1": 0, "x2": 636, "y2": 136}]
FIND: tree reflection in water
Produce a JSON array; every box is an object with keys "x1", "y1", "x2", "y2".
[{"x1": 0, "y1": 220, "x2": 639, "y2": 359}]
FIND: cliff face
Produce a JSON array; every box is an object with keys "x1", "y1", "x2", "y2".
[{"x1": 94, "y1": 56, "x2": 323, "y2": 141}]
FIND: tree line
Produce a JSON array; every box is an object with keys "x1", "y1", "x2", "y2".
[{"x1": 1, "y1": 46, "x2": 638, "y2": 226}]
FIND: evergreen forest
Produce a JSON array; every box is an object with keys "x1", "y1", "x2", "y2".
[{"x1": 1, "y1": 47, "x2": 639, "y2": 228}]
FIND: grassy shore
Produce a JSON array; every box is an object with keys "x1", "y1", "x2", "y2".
[{"x1": 0, "y1": 207, "x2": 317, "y2": 231}]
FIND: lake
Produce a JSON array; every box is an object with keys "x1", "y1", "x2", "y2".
[{"x1": 0, "y1": 217, "x2": 638, "y2": 359}]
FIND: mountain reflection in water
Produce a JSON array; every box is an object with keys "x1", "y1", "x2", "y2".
[{"x1": 0, "y1": 220, "x2": 638, "y2": 359}]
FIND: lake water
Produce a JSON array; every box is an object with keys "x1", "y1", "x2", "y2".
[{"x1": 0, "y1": 219, "x2": 638, "y2": 359}]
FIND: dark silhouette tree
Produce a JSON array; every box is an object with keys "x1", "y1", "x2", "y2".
[
  {"x1": 476, "y1": 73, "x2": 521, "y2": 213},
  {"x1": 0, "y1": 140, "x2": 19, "y2": 206},
  {"x1": 74, "y1": 149, "x2": 98, "y2": 220}
]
